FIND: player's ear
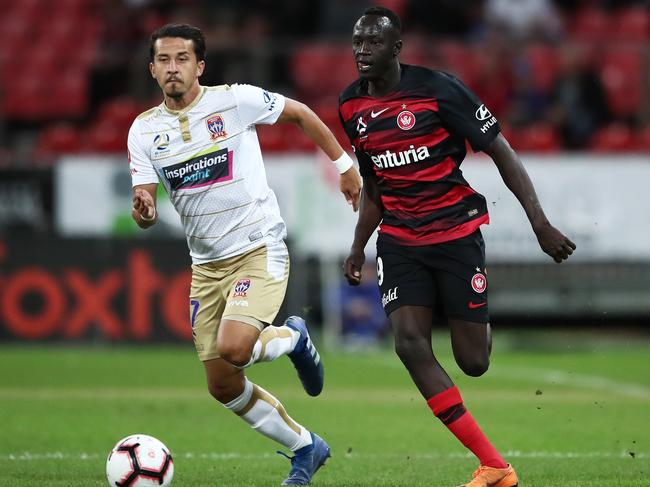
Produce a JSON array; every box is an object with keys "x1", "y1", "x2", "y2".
[
  {"x1": 149, "y1": 62, "x2": 156, "y2": 78},
  {"x1": 393, "y1": 40, "x2": 402, "y2": 57},
  {"x1": 197, "y1": 60, "x2": 205, "y2": 77}
]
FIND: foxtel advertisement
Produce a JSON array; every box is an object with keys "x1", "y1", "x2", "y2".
[{"x1": 0, "y1": 238, "x2": 192, "y2": 342}]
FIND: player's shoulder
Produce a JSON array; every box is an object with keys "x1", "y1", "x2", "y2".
[
  {"x1": 201, "y1": 84, "x2": 234, "y2": 102},
  {"x1": 129, "y1": 104, "x2": 164, "y2": 140},
  {"x1": 404, "y1": 64, "x2": 464, "y2": 92},
  {"x1": 204, "y1": 84, "x2": 232, "y2": 93},
  {"x1": 135, "y1": 105, "x2": 163, "y2": 122},
  {"x1": 339, "y1": 78, "x2": 365, "y2": 106}
]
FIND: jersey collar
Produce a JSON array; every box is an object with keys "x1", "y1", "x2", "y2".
[{"x1": 161, "y1": 85, "x2": 206, "y2": 116}]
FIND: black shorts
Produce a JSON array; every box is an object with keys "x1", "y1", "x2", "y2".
[{"x1": 376, "y1": 231, "x2": 489, "y2": 323}]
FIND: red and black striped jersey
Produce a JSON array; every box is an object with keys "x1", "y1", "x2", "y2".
[{"x1": 339, "y1": 64, "x2": 500, "y2": 246}]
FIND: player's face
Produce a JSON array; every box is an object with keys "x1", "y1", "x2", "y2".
[
  {"x1": 149, "y1": 37, "x2": 205, "y2": 98},
  {"x1": 352, "y1": 15, "x2": 400, "y2": 81}
]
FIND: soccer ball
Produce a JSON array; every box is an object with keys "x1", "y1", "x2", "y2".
[{"x1": 106, "y1": 434, "x2": 174, "y2": 487}]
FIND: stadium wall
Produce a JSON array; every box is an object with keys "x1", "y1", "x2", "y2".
[{"x1": 1, "y1": 154, "x2": 648, "y2": 343}]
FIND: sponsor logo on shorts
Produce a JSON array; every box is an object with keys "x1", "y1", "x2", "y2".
[
  {"x1": 233, "y1": 278, "x2": 251, "y2": 297},
  {"x1": 163, "y1": 148, "x2": 233, "y2": 190},
  {"x1": 206, "y1": 115, "x2": 227, "y2": 141},
  {"x1": 471, "y1": 273, "x2": 487, "y2": 293},
  {"x1": 381, "y1": 286, "x2": 398, "y2": 307}
]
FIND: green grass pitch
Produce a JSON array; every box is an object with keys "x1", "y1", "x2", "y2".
[{"x1": 1, "y1": 331, "x2": 649, "y2": 486}]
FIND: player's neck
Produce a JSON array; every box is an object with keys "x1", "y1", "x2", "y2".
[
  {"x1": 368, "y1": 63, "x2": 401, "y2": 98},
  {"x1": 164, "y1": 83, "x2": 202, "y2": 112}
]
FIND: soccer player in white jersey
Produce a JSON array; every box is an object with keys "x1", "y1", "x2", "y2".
[{"x1": 128, "y1": 24, "x2": 362, "y2": 486}]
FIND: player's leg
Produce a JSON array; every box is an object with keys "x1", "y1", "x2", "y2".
[
  {"x1": 431, "y1": 233, "x2": 517, "y2": 486},
  {"x1": 204, "y1": 357, "x2": 312, "y2": 451},
  {"x1": 389, "y1": 305, "x2": 454, "y2": 397},
  {"x1": 232, "y1": 243, "x2": 324, "y2": 396},
  {"x1": 449, "y1": 318, "x2": 491, "y2": 377},
  {"x1": 212, "y1": 244, "x2": 329, "y2": 485}
]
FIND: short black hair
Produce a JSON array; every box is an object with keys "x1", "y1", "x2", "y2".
[
  {"x1": 362, "y1": 6, "x2": 402, "y2": 34},
  {"x1": 149, "y1": 24, "x2": 206, "y2": 62}
]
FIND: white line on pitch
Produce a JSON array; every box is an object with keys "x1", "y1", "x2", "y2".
[
  {"x1": 1, "y1": 451, "x2": 645, "y2": 461},
  {"x1": 489, "y1": 365, "x2": 650, "y2": 399}
]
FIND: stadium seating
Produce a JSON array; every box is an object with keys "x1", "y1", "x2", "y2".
[
  {"x1": 511, "y1": 123, "x2": 561, "y2": 153},
  {"x1": 570, "y1": 7, "x2": 610, "y2": 42},
  {"x1": 599, "y1": 48, "x2": 642, "y2": 119},
  {"x1": 611, "y1": 6, "x2": 649, "y2": 42},
  {"x1": 290, "y1": 43, "x2": 358, "y2": 100},
  {"x1": 2, "y1": 1, "x2": 649, "y2": 159},
  {"x1": 590, "y1": 124, "x2": 637, "y2": 152},
  {"x1": 34, "y1": 123, "x2": 82, "y2": 162}
]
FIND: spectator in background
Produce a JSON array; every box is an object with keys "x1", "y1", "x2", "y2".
[
  {"x1": 506, "y1": 51, "x2": 552, "y2": 127},
  {"x1": 339, "y1": 262, "x2": 389, "y2": 348},
  {"x1": 472, "y1": 45, "x2": 513, "y2": 122},
  {"x1": 485, "y1": 0, "x2": 562, "y2": 42},
  {"x1": 407, "y1": 0, "x2": 484, "y2": 38},
  {"x1": 546, "y1": 45, "x2": 611, "y2": 149}
]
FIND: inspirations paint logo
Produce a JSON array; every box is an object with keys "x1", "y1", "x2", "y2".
[{"x1": 162, "y1": 148, "x2": 233, "y2": 190}]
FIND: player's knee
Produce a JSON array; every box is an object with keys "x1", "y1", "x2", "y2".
[
  {"x1": 218, "y1": 344, "x2": 252, "y2": 368},
  {"x1": 394, "y1": 335, "x2": 429, "y2": 366},
  {"x1": 207, "y1": 380, "x2": 235, "y2": 403},
  {"x1": 458, "y1": 356, "x2": 490, "y2": 377}
]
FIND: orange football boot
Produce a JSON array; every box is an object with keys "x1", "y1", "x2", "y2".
[{"x1": 458, "y1": 464, "x2": 518, "y2": 487}]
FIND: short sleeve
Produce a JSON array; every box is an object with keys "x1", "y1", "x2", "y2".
[
  {"x1": 352, "y1": 146, "x2": 375, "y2": 178},
  {"x1": 338, "y1": 106, "x2": 374, "y2": 177},
  {"x1": 128, "y1": 122, "x2": 159, "y2": 187},
  {"x1": 232, "y1": 84, "x2": 286, "y2": 127},
  {"x1": 436, "y1": 74, "x2": 500, "y2": 152}
]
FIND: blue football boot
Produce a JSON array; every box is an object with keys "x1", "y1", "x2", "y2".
[
  {"x1": 285, "y1": 316, "x2": 324, "y2": 396},
  {"x1": 280, "y1": 432, "x2": 331, "y2": 485}
]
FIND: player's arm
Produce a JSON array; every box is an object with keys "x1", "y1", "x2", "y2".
[
  {"x1": 277, "y1": 98, "x2": 362, "y2": 211},
  {"x1": 344, "y1": 175, "x2": 382, "y2": 285},
  {"x1": 132, "y1": 183, "x2": 158, "y2": 229},
  {"x1": 483, "y1": 134, "x2": 576, "y2": 263}
]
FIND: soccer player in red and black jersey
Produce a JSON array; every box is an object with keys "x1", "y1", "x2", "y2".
[{"x1": 340, "y1": 7, "x2": 576, "y2": 487}]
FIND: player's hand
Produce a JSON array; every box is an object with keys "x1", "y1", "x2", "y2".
[
  {"x1": 339, "y1": 166, "x2": 362, "y2": 212},
  {"x1": 344, "y1": 249, "x2": 365, "y2": 285},
  {"x1": 534, "y1": 223, "x2": 576, "y2": 263},
  {"x1": 133, "y1": 187, "x2": 156, "y2": 220}
]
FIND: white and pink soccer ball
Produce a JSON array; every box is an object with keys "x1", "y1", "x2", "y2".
[{"x1": 106, "y1": 434, "x2": 174, "y2": 487}]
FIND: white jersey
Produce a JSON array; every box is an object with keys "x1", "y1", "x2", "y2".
[{"x1": 128, "y1": 84, "x2": 287, "y2": 264}]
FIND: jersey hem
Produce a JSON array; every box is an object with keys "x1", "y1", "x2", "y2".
[{"x1": 378, "y1": 214, "x2": 489, "y2": 246}]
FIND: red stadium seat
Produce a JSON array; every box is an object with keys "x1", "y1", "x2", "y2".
[
  {"x1": 84, "y1": 120, "x2": 127, "y2": 153},
  {"x1": 512, "y1": 124, "x2": 560, "y2": 152},
  {"x1": 282, "y1": 124, "x2": 316, "y2": 152},
  {"x1": 435, "y1": 42, "x2": 480, "y2": 90},
  {"x1": 635, "y1": 126, "x2": 650, "y2": 152},
  {"x1": 98, "y1": 98, "x2": 144, "y2": 133},
  {"x1": 257, "y1": 125, "x2": 291, "y2": 152},
  {"x1": 525, "y1": 44, "x2": 559, "y2": 92},
  {"x1": 612, "y1": 7, "x2": 649, "y2": 42},
  {"x1": 291, "y1": 43, "x2": 359, "y2": 99},
  {"x1": 34, "y1": 123, "x2": 82, "y2": 161},
  {"x1": 599, "y1": 48, "x2": 642, "y2": 118},
  {"x1": 311, "y1": 99, "x2": 349, "y2": 148},
  {"x1": 3, "y1": 75, "x2": 45, "y2": 120},
  {"x1": 590, "y1": 124, "x2": 636, "y2": 152},
  {"x1": 570, "y1": 8, "x2": 610, "y2": 42},
  {"x1": 47, "y1": 70, "x2": 89, "y2": 118}
]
